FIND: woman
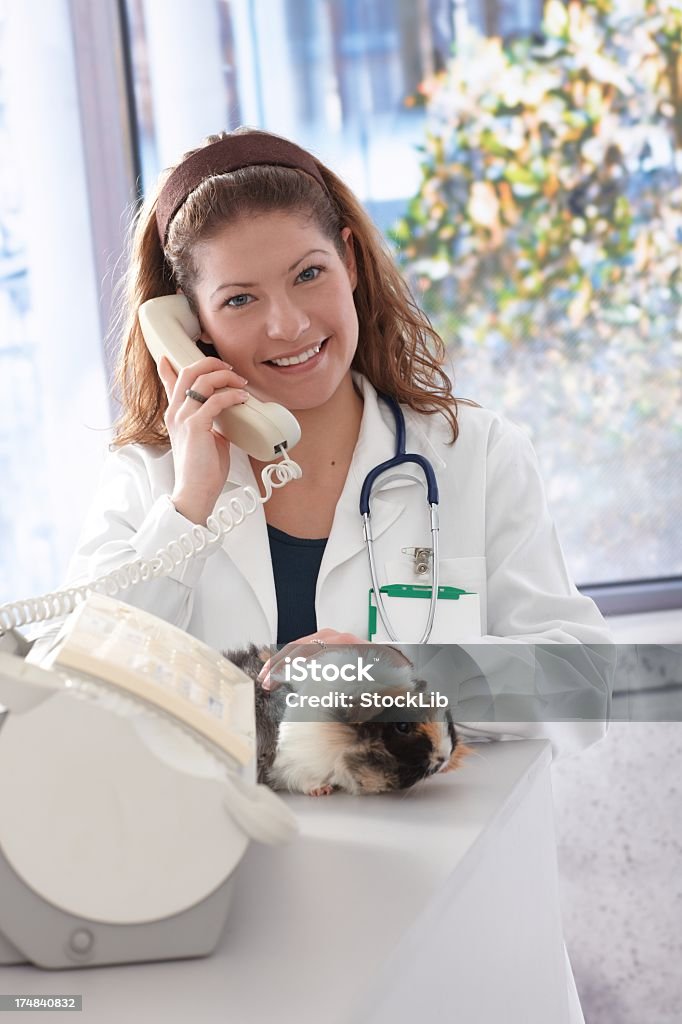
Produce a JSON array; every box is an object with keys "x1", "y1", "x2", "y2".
[{"x1": 67, "y1": 126, "x2": 612, "y2": 755}]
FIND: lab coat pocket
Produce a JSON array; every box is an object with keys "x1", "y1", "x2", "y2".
[
  {"x1": 384, "y1": 556, "x2": 487, "y2": 640},
  {"x1": 439, "y1": 557, "x2": 487, "y2": 635}
]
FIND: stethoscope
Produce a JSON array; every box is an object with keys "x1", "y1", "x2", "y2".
[{"x1": 360, "y1": 394, "x2": 440, "y2": 643}]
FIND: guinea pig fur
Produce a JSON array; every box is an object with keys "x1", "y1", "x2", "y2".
[{"x1": 225, "y1": 645, "x2": 469, "y2": 797}]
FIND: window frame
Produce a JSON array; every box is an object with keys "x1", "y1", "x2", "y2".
[
  {"x1": 579, "y1": 578, "x2": 682, "y2": 617},
  {"x1": 67, "y1": 0, "x2": 141, "y2": 408}
]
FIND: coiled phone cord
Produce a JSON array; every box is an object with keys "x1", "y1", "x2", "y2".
[{"x1": 0, "y1": 451, "x2": 302, "y2": 635}]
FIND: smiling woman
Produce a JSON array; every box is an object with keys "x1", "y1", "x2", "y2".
[
  {"x1": 58, "y1": 126, "x2": 612, "y2": 768},
  {"x1": 108, "y1": 127, "x2": 459, "y2": 542}
]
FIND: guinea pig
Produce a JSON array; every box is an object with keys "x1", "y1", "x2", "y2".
[{"x1": 225, "y1": 644, "x2": 469, "y2": 797}]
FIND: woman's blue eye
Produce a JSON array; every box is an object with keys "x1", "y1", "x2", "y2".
[
  {"x1": 226, "y1": 293, "x2": 252, "y2": 308},
  {"x1": 223, "y1": 266, "x2": 322, "y2": 307},
  {"x1": 297, "y1": 265, "x2": 322, "y2": 282}
]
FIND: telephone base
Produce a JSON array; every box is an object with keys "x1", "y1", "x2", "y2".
[
  {"x1": 0, "y1": 929, "x2": 27, "y2": 966},
  {"x1": 0, "y1": 844, "x2": 237, "y2": 969},
  {"x1": 0, "y1": 605, "x2": 297, "y2": 970}
]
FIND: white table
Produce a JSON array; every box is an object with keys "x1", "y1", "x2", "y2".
[{"x1": 1, "y1": 740, "x2": 573, "y2": 1023}]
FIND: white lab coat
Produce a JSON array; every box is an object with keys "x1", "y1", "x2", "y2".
[{"x1": 63, "y1": 374, "x2": 613, "y2": 758}]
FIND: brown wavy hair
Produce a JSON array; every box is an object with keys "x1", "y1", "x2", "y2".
[{"x1": 111, "y1": 127, "x2": 465, "y2": 448}]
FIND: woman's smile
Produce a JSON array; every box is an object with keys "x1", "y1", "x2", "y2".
[{"x1": 265, "y1": 337, "x2": 330, "y2": 372}]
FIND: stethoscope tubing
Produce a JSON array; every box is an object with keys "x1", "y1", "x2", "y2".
[{"x1": 361, "y1": 394, "x2": 440, "y2": 643}]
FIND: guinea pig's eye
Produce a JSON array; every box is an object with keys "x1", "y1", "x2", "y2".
[{"x1": 393, "y1": 723, "x2": 412, "y2": 735}]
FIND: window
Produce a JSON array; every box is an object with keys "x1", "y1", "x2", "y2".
[
  {"x1": 0, "y1": 0, "x2": 111, "y2": 608},
  {"x1": 126, "y1": 0, "x2": 455, "y2": 232}
]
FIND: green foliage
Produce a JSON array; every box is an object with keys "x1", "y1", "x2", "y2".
[
  {"x1": 390, "y1": 1, "x2": 682, "y2": 580},
  {"x1": 392, "y1": 0, "x2": 682, "y2": 352}
]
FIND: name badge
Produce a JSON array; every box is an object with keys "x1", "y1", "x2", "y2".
[{"x1": 368, "y1": 584, "x2": 481, "y2": 643}]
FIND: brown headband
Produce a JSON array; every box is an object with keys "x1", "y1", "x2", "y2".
[{"x1": 156, "y1": 131, "x2": 329, "y2": 247}]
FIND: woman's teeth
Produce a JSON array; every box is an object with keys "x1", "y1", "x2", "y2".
[{"x1": 270, "y1": 341, "x2": 323, "y2": 367}]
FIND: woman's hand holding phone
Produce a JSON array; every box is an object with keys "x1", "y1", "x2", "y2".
[{"x1": 158, "y1": 355, "x2": 250, "y2": 525}]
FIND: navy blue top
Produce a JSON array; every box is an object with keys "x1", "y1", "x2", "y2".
[{"x1": 267, "y1": 525, "x2": 328, "y2": 645}]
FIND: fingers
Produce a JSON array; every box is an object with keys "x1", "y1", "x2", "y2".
[
  {"x1": 179, "y1": 386, "x2": 251, "y2": 435},
  {"x1": 184, "y1": 364, "x2": 247, "y2": 401},
  {"x1": 158, "y1": 355, "x2": 213, "y2": 405},
  {"x1": 161, "y1": 356, "x2": 249, "y2": 428},
  {"x1": 258, "y1": 630, "x2": 370, "y2": 690},
  {"x1": 157, "y1": 356, "x2": 177, "y2": 400},
  {"x1": 258, "y1": 636, "x2": 317, "y2": 691},
  {"x1": 177, "y1": 361, "x2": 246, "y2": 404},
  {"x1": 260, "y1": 643, "x2": 322, "y2": 691}
]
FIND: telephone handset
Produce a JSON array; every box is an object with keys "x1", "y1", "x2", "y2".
[{"x1": 138, "y1": 295, "x2": 301, "y2": 462}]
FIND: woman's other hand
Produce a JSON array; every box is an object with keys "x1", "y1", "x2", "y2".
[{"x1": 257, "y1": 629, "x2": 412, "y2": 690}]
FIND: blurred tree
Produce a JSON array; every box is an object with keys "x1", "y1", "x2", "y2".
[
  {"x1": 391, "y1": 0, "x2": 682, "y2": 353},
  {"x1": 389, "y1": 0, "x2": 682, "y2": 583}
]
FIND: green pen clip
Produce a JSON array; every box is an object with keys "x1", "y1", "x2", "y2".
[{"x1": 367, "y1": 584, "x2": 472, "y2": 639}]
